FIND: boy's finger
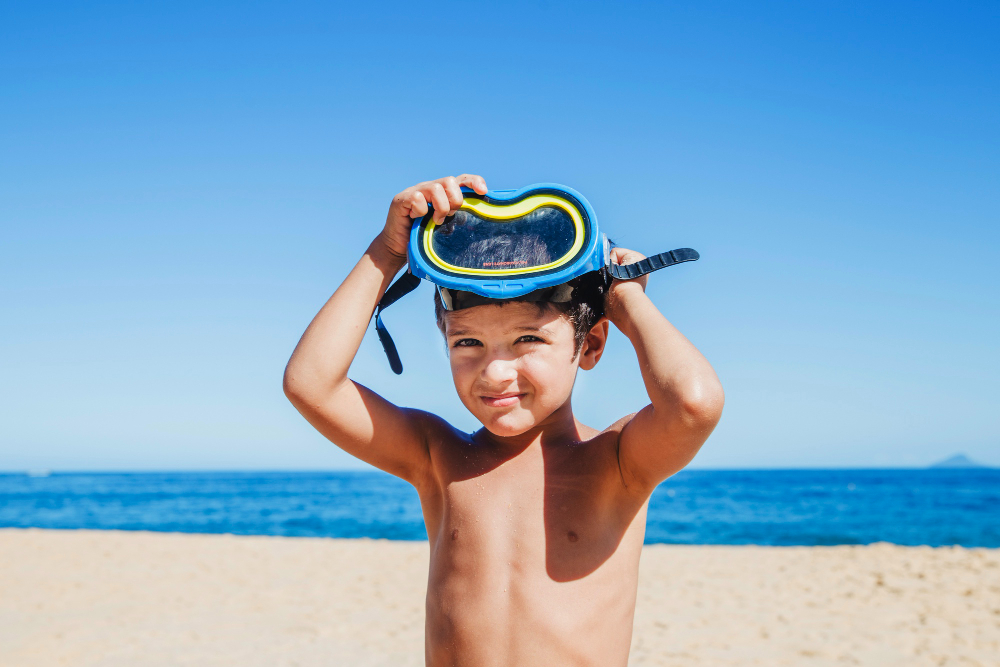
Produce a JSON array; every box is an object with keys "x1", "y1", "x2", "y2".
[
  {"x1": 611, "y1": 247, "x2": 645, "y2": 264},
  {"x1": 457, "y1": 173, "x2": 488, "y2": 194},
  {"x1": 408, "y1": 191, "x2": 429, "y2": 219},
  {"x1": 441, "y1": 177, "x2": 465, "y2": 213},
  {"x1": 425, "y1": 182, "x2": 452, "y2": 223}
]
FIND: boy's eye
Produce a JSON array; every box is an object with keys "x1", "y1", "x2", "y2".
[
  {"x1": 515, "y1": 335, "x2": 544, "y2": 344},
  {"x1": 453, "y1": 338, "x2": 483, "y2": 348}
]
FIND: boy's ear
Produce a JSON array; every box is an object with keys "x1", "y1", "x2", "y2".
[{"x1": 578, "y1": 318, "x2": 610, "y2": 371}]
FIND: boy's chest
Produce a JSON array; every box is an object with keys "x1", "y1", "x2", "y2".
[{"x1": 425, "y1": 439, "x2": 642, "y2": 580}]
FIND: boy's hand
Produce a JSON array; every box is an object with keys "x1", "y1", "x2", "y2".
[
  {"x1": 605, "y1": 246, "x2": 648, "y2": 331},
  {"x1": 378, "y1": 174, "x2": 489, "y2": 260}
]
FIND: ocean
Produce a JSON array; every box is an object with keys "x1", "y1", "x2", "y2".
[{"x1": 1, "y1": 469, "x2": 997, "y2": 547}]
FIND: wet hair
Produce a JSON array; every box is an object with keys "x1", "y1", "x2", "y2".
[{"x1": 433, "y1": 270, "x2": 608, "y2": 355}]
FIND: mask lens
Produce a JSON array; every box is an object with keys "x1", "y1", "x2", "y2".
[{"x1": 430, "y1": 206, "x2": 577, "y2": 272}]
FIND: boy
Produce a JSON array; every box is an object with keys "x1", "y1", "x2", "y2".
[{"x1": 283, "y1": 174, "x2": 724, "y2": 666}]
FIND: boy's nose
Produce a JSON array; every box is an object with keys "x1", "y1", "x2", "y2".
[{"x1": 481, "y1": 356, "x2": 519, "y2": 385}]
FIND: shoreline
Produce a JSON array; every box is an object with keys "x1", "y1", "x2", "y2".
[
  {"x1": 4, "y1": 525, "x2": 997, "y2": 550},
  {"x1": 2, "y1": 529, "x2": 997, "y2": 666}
]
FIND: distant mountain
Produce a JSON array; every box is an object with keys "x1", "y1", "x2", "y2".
[{"x1": 930, "y1": 454, "x2": 990, "y2": 469}]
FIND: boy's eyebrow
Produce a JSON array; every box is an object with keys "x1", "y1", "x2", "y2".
[{"x1": 447, "y1": 325, "x2": 549, "y2": 337}]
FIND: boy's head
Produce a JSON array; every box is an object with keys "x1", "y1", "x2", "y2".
[{"x1": 433, "y1": 272, "x2": 610, "y2": 437}]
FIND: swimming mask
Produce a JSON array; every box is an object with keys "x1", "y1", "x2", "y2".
[{"x1": 374, "y1": 183, "x2": 699, "y2": 374}]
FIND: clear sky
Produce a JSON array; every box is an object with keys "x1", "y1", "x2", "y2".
[{"x1": 2, "y1": 1, "x2": 998, "y2": 471}]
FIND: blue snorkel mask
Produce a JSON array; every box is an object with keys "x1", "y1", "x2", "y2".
[{"x1": 374, "y1": 183, "x2": 699, "y2": 374}]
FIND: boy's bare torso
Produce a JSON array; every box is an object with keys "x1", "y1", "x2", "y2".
[{"x1": 416, "y1": 413, "x2": 648, "y2": 667}]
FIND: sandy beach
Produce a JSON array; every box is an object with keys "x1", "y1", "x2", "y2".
[{"x1": 1, "y1": 529, "x2": 996, "y2": 666}]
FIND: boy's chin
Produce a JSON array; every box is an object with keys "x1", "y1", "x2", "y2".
[{"x1": 477, "y1": 411, "x2": 540, "y2": 438}]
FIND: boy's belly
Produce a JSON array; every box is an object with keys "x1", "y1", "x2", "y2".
[{"x1": 424, "y1": 504, "x2": 646, "y2": 667}]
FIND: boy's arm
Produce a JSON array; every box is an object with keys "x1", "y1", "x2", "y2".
[
  {"x1": 606, "y1": 247, "x2": 725, "y2": 493},
  {"x1": 282, "y1": 175, "x2": 488, "y2": 485}
]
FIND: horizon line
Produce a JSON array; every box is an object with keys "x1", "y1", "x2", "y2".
[{"x1": 2, "y1": 465, "x2": 995, "y2": 475}]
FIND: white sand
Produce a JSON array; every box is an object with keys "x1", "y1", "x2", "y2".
[{"x1": 1, "y1": 529, "x2": 997, "y2": 666}]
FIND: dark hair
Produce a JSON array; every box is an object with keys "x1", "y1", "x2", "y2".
[{"x1": 433, "y1": 271, "x2": 608, "y2": 355}]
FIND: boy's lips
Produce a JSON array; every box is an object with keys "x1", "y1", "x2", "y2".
[{"x1": 480, "y1": 392, "x2": 525, "y2": 408}]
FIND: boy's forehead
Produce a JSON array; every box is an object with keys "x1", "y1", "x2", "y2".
[{"x1": 444, "y1": 301, "x2": 567, "y2": 334}]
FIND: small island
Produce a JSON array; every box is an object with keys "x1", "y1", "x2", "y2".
[{"x1": 930, "y1": 454, "x2": 991, "y2": 469}]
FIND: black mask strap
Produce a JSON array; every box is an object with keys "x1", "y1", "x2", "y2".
[
  {"x1": 607, "y1": 248, "x2": 699, "y2": 280},
  {"x1": 374, "y1": 271, "x2": 421, "y2": 375}
]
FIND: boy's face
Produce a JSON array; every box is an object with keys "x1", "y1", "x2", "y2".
[{"x1": 443, "y1": 302, "x2": 604, "y2": 437}]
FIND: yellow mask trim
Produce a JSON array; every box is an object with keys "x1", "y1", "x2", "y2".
[{"x1": 422, "y1": 194, "x2": 586, "y2": 276}]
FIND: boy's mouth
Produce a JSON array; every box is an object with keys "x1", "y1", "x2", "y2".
[{"x1": 480, "y1": 393, "x2": 525, "y2": 408}]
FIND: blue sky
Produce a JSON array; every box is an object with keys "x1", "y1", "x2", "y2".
[{"x1": 2, "y1": 1, "x2": 998, "y2": 470}]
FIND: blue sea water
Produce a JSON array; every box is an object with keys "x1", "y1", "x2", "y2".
[{"x1": 1, "y1": 469, "x2": 997, "y2": 547}]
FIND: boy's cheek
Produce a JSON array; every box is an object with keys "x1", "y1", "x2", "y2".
[
  {"x1": 523, "y1": 353, "x2": 576, "y2": 390},
  {"x1": 448, "y1": 356, "x2": 478, "y2": 384}
]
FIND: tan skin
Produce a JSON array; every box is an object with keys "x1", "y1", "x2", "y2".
[{"x1": 284, "y1": 175, "x2": 724, "y2": 666}]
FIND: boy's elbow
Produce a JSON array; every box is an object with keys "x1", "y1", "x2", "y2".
[
  {"x1": 283, "y1": 362, "x2": 349, "y2": 408},
  {"x1": 677, "y1": 377, "x2": 725, "y2": 428},
  {"x1": 282, "y1": 367, "x2": 300, "y2": 402},
  {"x1": 282, "y1": 363, "x2": 310, "y2": 406}
]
